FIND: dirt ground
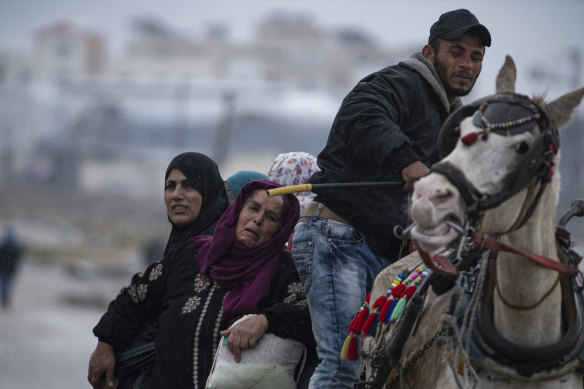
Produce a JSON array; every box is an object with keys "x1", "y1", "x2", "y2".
[
  {"x1": 3, "y1": 252, "x2": 584, "y2": 389},
  {"x1": 0, "y1": 260, "x2": 129, "y2": 389}
]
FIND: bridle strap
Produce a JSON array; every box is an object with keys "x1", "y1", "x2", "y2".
[
  {"x1": 470, "y1": 231, "x2": 579, "y2": 277},
  {"x1": 430, "y1": 162, "x2": 482, "y2": 207},
  {"x1": 418, "y1": 248, "x2": 459, "y2": 279},
  {"x1": 417, "y1": 231, "x2": 579, "y2": 279}
]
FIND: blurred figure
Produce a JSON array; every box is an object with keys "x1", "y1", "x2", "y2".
[
  {"x1": 0, "y1": 225, "x2": 23, "y2": 309},
  {"x1": 224, "y1": 170, "x2": 269, "y2": 204},
  {"x1": 268, "y1": 151, "x2": 320, "y2": 215}
]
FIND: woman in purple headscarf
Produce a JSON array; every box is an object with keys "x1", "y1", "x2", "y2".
[{"x1": 89, "y1": 179, "x2": 313, "y2": 389}]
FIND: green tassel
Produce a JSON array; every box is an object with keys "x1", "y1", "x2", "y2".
[{"x1": 390, "y1": 297, "x2": 407, "y2": 321}]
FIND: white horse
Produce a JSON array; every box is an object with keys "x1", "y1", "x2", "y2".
[{"x1": 360, "y1": 56, "x2": 584, "y2": 389}]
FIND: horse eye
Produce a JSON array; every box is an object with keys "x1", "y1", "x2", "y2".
[{"x1": 515, "y1": 142, "x2": 530, "y2": 154}]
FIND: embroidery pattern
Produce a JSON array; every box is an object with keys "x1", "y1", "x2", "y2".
[
  {"x1": 149, "y1": 263, "x2": 163, "y2": 281},
  {"x1": 213, "y1": 308, "x2": 224, "y2": 360},
  {"x1": 284, "y1": 281, "x2": 306, "y2": 306},
  {"x1": 128, "y1": 284, "x2": 148, "y2": 303},
  {"x1": 193, "y1": 285, "x2": 217, "y2": 388},
  {"x1": 182, "y1": 296, "x2": 202, "y2": 314},
  {"x1": 193, "y1": 274, "x2": 210, "y2": 293}
]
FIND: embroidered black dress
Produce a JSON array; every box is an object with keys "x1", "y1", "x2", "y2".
[{"x1": 93, "y1": 247, "x2": 312, "y2": 389}]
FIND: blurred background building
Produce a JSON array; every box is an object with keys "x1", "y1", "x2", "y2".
[
  {"x1": 0, "y1": 4, "x2": 582, "y2": 270},
  {"x1": 0, "y1": 3, "x2": 582, "y2": 388},
  {"x1": 0, "y1": 12, "x2": 415, "y2": 271}
]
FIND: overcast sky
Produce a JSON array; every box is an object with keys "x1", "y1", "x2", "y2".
[{"x1": 0, "y1": 0, "x2": 583, "y2": 111}]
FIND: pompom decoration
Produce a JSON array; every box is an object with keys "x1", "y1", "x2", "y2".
[
  {"x1": 461, "y1": 132, "x2": 479, "y2": 146},
  {"x1": 340, "y1": 266, "x2": 430, "y2": 361}
]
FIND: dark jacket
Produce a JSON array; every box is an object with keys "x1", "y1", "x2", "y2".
[
  {"x1": 0, "y1": 231, "x2": 22, "y2": 275},
  {"x1": 310, "y1": 53, "x2": 461, "y2": 260}
]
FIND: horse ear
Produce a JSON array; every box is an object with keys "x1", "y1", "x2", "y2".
[
  {"x1": 496, "y1": 55, "x2": 516, "y2": 94},
  {"x1": 545, "y1": 86, "x2": 584, "y2": 129}
]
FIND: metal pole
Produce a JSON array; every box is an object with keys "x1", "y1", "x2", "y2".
[{"x1": 266, "y1": 181, "x2": 403, "y2": 197}]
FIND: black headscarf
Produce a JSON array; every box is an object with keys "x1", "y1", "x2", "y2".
[{"x1": 163, "y1": 152, "x2": 229, "y2": 257}]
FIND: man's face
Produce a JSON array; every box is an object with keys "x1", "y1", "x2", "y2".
[{"x1": 430, "y1": 35, "x2": 485, "y2": 98}]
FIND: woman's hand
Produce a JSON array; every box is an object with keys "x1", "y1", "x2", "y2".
[
  {"x1": 87, "y1": 341, "x2": 118, "y2": 388},
  {"x1": 220, "y1": 314, "x2": 268, "y2": 363}
]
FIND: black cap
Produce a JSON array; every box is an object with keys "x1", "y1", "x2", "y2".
[{"x1": 429, "y1": 9, "x2": 491, "y2": 47}]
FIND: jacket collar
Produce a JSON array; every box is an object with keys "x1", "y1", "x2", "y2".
[{"x1": 400, "y1": 52, "x2": 462, "y2": 113}]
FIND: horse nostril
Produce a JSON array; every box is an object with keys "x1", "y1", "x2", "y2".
[{"x1": 432, "y1": 187, "x2": 452, "y2": 204}]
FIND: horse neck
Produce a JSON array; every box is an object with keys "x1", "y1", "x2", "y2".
[{"x1": 492, "y1": 182, "x2": 563, "y2": 347}]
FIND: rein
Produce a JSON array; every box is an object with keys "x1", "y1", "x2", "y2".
[
  {"x1": 418, "y1": 228, "x2": 579, "y2": 279},
  {"x1": 470, "y1": 231, "x2": 578, "y2": 276}
]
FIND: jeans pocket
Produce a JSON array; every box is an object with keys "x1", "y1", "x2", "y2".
[{"x1": 292, "y1": 242, "x2": 313, "y2": 288}]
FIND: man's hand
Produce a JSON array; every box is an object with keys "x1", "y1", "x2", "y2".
[
  {"x1": 88, "y1": 341, "x2": 118, "y2": 389},
  {"x1": 220, "y1": 314, "x2": 268, "y2": 363},
  {"x1": 402, "y1": 161, "x2": 429, "y2": 192}
]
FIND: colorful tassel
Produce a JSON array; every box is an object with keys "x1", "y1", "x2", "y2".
[
  {"x1": 378, "y1": 297, "x2": 394, "y2": 323},
  {"x1": 383, "y1": 299, "x2": 399, "y2": 322},
  {"x1": 377, "y1": 274, "x2": 409, "y2": 323},
  {"x1": 340, "y1": 334, "x2": 359, "y2": 361},
  {"x1": 341, "y1": 293, "x2": 371, "y2": 361},
  {"x1": 391, "y1": 283, "x2": 406, "y2": 298},
  {"x1": 340, "y1": 333, "x2": 352, "y2": 359},
  {"x1": 341, "y1": 266, "x2": 429, "y2": 361},
  {"x1": 361, "y1": 295, "x2": 387, "y2": 335},
  {"x1": 403, "y1": 285, "x2": 418, "y2": 299},
  {"x1": 348, "y1": 335, "x2": 359, "y2": 360},
  {"x1": 390, "y1": 268, "x2": 430, "y2": 322},
  {"x1": 347, "y1": 293, "x2": 370, "y2": 334},
  {"x1": 390, "y1": 297, "x2": 407, "y2": 321}
]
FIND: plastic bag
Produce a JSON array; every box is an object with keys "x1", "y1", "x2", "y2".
[{"x1": 206, "y1": 314, "x2": 306, "y2": 389}]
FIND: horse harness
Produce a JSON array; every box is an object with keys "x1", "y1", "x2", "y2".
[
  {"x1": 436, "y1": 92, "x2": 558, "y2": 228},
  {"x1": 418, "y1": 92, "x2": 570, "y2": 280},
  {"x1": 367, "y1": 230, "x2": 584, "y2": 389},
  {"x1": 371, "y1": 93, "x2": 584, "y2": 387},
  {"x1": 460, "y1": 241, "x2": 584, "y2": 381}
]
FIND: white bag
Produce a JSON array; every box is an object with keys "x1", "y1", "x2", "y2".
[{"x1": 206, "y1": 314, "x2": 306, "y2": 389}]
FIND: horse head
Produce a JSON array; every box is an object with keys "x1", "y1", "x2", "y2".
[{"x1": 410, "y1": 55, "x2": 584, "y2": 253}]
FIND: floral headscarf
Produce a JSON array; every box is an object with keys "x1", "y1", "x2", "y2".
[{"x1": 268, "y1": 151, "x2": 320, "y2": 214}]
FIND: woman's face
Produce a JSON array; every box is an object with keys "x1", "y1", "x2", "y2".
[
  {"x1": 236, "y1": 190, "x2": 284, "y2": 247},
  {"x1": 164, "y1": 168, "x2": 203, "y2": 226}
]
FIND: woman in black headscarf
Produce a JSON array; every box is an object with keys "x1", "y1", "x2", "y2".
[
  {"x1": 161, "y1": 152, "x2": 229, "y2": 256},
  {"x1": 88, "y1": 152, "x2": 229, "y2": 388},
  {"x1": 88, "y1": 176, "x2": 314, "y2": 389}
]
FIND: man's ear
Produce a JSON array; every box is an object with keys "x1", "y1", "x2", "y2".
[{"x1": 422, "y1": 44, "x2": 435, "y2": 62}]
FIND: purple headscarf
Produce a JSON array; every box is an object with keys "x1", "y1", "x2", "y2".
[{"x1": 191, "y1": 180, "x2": 300, "y2": 326}]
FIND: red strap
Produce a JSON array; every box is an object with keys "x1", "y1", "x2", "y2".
[
  {"x1": 418, "y1": 249, "x2": 459, "y2": 279},
  {"x1": 471, "y1": 232, "x2": 579, "y2": 277}
]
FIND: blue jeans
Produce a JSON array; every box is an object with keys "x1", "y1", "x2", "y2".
[{"x1": 292, "y1": 204, "x2": 389, "y2": 389}]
